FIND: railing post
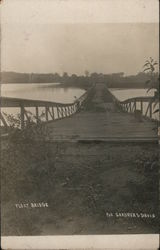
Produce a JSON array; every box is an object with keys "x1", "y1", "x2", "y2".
[
  {"x1": 61, "y1": 107, "x2": 65, "y2": 118},
  {"x1": 132, "y1": 101, "x2": 135, "y2": 112},
  {"x1": 66, "y1": 106, "x2": 70, "y2": 116},
  {"x1": 45, "y1": 106, "x2": 49, "y2": 121},
  {"x1": 35, "y1": 106, "x2": 39, "y2": 124},
  {"x1": 47, "y1": 107, "x2": 53, "y2": 120},
  {"x1": 121, "y1": 104, "x2": 123, "y2": 111},
  {"x1": 69, "y1": 106, "x2": 72, "y2": 115},
  {"x1": 71, "y1": 105, "x2": 74, "y2": 114},
  {"x1": 140, "y1": 101, "x2": 143, "y2": 115},
  {"x1": 70, "y1": 105, "x2": 72, "y2": 114},
  {"x1": 71, "y1": 105, "x2": 73, "y2": 114},
  {"x1": 126, "y1": 104, "x2": 128, "y2": 112},
  {"x1": 64, "y1": 107, "x2": 68, "y2": 117},
  {"x1": 134, "y1": 100, "x2": 137, "y2": 111},
  {"x1": 57, "y1": 106, "x2": 60, "y2": 119},
  {"x1": 52, "y1": 107, "x2": 55, "y2": 120},
  {"x1": 125, "y1": 104, "x2": 127, "y2": 112},
  {"x1": 59, "y1": 107, "x2": 64, "y2": 118},
  {"x1": 149, "y1": 102, "x2": 152, "y2": 119},
  {"x1": 128, "y1": 103, "x2": 130, "y2": 112},
  {"x1": 21, "y1": 105, "x2": 25, "y2": 129},
  {"x1": 145, "y1": 102, "x2": 150, "y2": 117},
  {"x1": 68, "y1": 106, "x2": 71, "y2": 115},
  {"x1": 129, "y1": 102, "x2": 132, "y2": 112},
  {"x1": 75, "y1": 103, "x2": 78, "y2": 112},
  {"x1": 123, "y1": 104, "x2": 125, "y2": 111}
]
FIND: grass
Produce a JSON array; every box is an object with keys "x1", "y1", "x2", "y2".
[{"x1": 1, "y1": 139, "x2": 159, "y2": 235}]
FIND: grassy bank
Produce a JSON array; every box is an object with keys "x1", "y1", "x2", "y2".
[{"x1": 1, "y1": 139, "x2": 159, "y2": 235}]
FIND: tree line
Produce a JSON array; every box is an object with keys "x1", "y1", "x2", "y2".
[{"x1": 1, "y1": 71, "x2": 159, "y2": 89}]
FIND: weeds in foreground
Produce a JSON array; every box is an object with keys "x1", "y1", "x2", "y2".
[
  {"x1": 143, "y1": 57, "x2": 159, "y2": 117},
  {"x1": 2, "y1": 110, "x2": 51, "y2": 141}
]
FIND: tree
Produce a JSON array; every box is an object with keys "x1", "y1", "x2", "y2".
[
  {"x1": 53, "y1": 73, "x2": 61, "y2": 82},
  {"x1": 143, "y1": 57, "x2": 159, "y2": 116},
  {"x1": 63, "y1": 72, "x2": 69, "y2": 78},
  {"x1": 62, "y1": 72, "x2": 69, "y2": 83},
  {"x1": 143, "y1": 57, "x2": 158, "y2": 92},
  {"x1": 84, "y1": 70, "x2": 90, "y2": 77}
]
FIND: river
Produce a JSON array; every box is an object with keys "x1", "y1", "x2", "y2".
[{"x1": 1, "y1": 83, "x2": 85, "y2": 103}]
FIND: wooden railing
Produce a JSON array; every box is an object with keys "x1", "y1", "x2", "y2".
[
  {"x1": 120, "y1": 96, "x2": 158, "y2": 121},
  {"x1": 0, "y1": 87, "x2": 93, "y2": 129}
]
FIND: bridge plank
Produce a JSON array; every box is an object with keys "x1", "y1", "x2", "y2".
[{"x1": 45, "y1": 84, "x2": 157, "y2": 140}]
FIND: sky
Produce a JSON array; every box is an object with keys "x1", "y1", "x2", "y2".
[{"x1": 1, "y1": 0, "x2": 159, "y2": 76}]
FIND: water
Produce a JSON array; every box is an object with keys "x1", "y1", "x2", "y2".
[
  {"x1": 1, "y1": 83, "x2": 85, "y2": 103},
  {"x1": 109, "y1": 88, "x2": 155, "y2": 101}
]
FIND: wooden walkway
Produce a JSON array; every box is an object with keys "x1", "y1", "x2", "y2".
[{"x1": 45, "y1": 83, "x2": 157, "y2": 141}]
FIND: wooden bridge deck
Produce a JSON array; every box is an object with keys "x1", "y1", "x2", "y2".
[{"x1": 45, "y1": 83, "x2": 157, "y2": 141}]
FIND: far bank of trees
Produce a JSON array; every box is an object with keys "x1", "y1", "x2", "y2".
[{"x1": 1, "y1": 71, "x2": 159, "y2": 89}]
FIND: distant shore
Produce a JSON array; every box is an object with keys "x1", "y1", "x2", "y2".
[{"x1": 2, "y1": 71, "x2": 158, "y2": 89}]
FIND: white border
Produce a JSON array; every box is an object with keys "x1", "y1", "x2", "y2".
[
  {"x1": 1, "y1": 1, "x2": 159, "y2": 250},
  {"x1": 1, "y1": 0, "x2": 159, "y2": 24},
  {"x1": 1, "y1": 234, "x2": 159, "y2": 249}
]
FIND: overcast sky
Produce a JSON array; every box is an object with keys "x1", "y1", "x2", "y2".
[{"x1": 1, "y1": 1, "x2": 159, "y2": 76}]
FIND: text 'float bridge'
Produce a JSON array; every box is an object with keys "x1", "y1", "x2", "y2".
[{"x1": 0, "y1": 83, "x2": 158, "y2": 142}]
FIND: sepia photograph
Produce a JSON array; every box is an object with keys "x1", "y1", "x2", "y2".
[{"x1": 0, "y1": 0, "x2": 159, "y2": 249}]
